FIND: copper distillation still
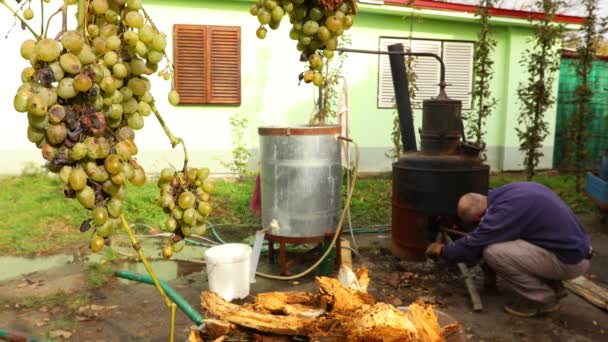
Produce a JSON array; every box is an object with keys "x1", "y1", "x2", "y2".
[{"x1": 337, "y1": 44, "x2": 490, "y2": 260}]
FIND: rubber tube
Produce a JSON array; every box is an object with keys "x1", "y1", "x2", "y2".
[{"x1": 114, "y1": 270, "x2": 204, "y2": 326}]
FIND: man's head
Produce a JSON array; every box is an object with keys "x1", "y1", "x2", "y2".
[{"x1": 457, "y1": 193, "x2": 488, "y2": 226}]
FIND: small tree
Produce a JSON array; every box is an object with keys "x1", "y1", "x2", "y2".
[
  {"x1": 565, "y1": 0, "x2": 605, "y2": 192},
  {"x1": 467, "y1": 0, "x2": 497, "y2": 150},
  {"x1": 221, "y1": 111, "x2": 252, "y2": 179},
  {"x1": 516, "y1": 0, "x2": 564, "y2": 180},
  {"x1": 310, "y1": 35, "x2": 352, "y2": 125},
  {"x1": 387, "y1": 0, "x2": 418, "y2": 161}
]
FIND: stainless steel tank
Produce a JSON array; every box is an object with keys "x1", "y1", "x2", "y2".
[{"x1": 258, "y1": 125, "x2": 342, "y2": 238}]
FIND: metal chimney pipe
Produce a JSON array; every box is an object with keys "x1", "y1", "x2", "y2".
[{"x1": 387, "y1": 43, "x2": 417, "y2": 153}]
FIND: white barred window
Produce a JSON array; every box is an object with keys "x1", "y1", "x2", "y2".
[{"x1": 378, "y1": 37, "x2": 474, "y2": 109}]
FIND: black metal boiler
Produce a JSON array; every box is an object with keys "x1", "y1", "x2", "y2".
[{"x1": 387, "y1": 43, "x2": 490, "y2": 260}]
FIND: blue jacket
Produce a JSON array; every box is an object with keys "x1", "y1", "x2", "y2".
[{"x1": 440, "y1": 182, "x2": 591, "y2": 265}]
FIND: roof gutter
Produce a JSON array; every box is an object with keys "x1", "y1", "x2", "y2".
[
  {"x1": 225, "y1": 0, "x2": 582, "y2": 30},
  {"x1": 359, "y1": 2, "x2": 581, "y2": 30}
]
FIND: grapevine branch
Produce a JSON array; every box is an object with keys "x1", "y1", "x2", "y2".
[
  {"x1": 0, "y1": 0, "x2": 40, "y2": 40},
  {"x1": 151, "y1": 104, "x2": 189, "y2": 173},
  {"x1": 120, "y1": 214, "x2": 177, "y2": 342}
]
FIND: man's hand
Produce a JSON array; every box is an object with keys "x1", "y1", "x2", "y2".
[{"x1": 425, "y1": 242, "x2": 444, "y2": 259}]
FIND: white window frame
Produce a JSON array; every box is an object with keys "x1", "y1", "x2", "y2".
[{"x1": 377, "y1": 37, "x2": 474, "y2": 110}]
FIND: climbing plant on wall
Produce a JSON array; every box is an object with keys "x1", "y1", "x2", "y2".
[
  {"x1": 516, "y1": 0, "x2": 563, "y2": 180},
  {"x1": 467, "y1": 0, "x2": 497, "y2": 152},
  {"x1": 565, "y1": 0, "x2": 606, "y2": 192}
]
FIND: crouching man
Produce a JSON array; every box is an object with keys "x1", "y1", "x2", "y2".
[{"x1": 425, "y1": 182, "x2": 593, "y2": 317}]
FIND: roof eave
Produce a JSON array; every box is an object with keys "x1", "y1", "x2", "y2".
[{"x1": 358, "y1": 3, "x2": 581, "y2": 30}]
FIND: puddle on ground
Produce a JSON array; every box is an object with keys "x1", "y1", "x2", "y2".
[
  {"x1": 0, "y1": 254, "x2": 102, "y2": 282},
  {"x1": 0, "y1": 236, "x2": 211, "y2": 283}
]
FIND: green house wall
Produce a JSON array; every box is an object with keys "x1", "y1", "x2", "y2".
[{"x1": 0, "y1": 0, "x2": 566, "y2": 174}]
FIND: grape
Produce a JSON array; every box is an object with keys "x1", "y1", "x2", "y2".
[
  {"x1": 96, "y1": 221, "x2": 113, "y2": 238},
  {"x1": 88, "y1": 24, "x2": 100, "y2": 38},
  {"x1": 127, "y1": 113, "x2": 144, "y2": 130},
  {"x1": 106, "y1": 35, "x2": 122, "y2": 51},
  {"x1": 27, "y1": 94, "x2": 47, "y2": 117},
  {"x1": 61, "y1": 31, "x2": 84, "y2": 53},
  {"x1": 151, "y1": 34, "x2": 167, "y2": 51},
  {"x1": 135, "y1": 41, "x2": 147, "y2": 57},
  {"x1": 127, "y1": 0, "x2": 142, "y2": 10},
  {"x1": 146, "y1": 50, "x2": 163, "y2": 64},
  {"x1": 317, "y1": 26, "x2": 330, "y2": 41},
  {"x1": 36, "y1": 39, "x2": 61, "y2": 62},
  {"x1": 105, "y1": 10, "x2": 119, "y2": 23},
  {"x1": 78, "y1": 45, "x2": 97, "y2": 65},
  {"x1": 139, "y1": 25, "x2": 154, "y2": 43},
  {"x1": 249, "y1": 0, "x2": 356, "y2": 86},
  {"x1": 197, "y1": 201, "x2": 212, "y2": 216},
  {"x1": 303, "y1": 20, "x2": 319, "y2": 35},
  {"x1": 23, "y1": 8, "x2": 34, "y2": 20},
  {"x1": 69, "y1": 168, "x2": 87, "y2": 191},
  {"x1": 13, "y1": 0, "x2": 199, "y2": 254},
  {"x1": 91, "y1": 0, "x2": 109, "y2": 15},
  {"x1": 125, "y1": 11, "x2": 144, "y2": 28},
  {"x1": 73, "y1": 74, "x2": 93, "y2": 92},
  {"x1": 21, "y1": 67, "x2": 35, "y2": 83},
  {"x1": 20, "y1": 40, "x2": 36, "y2": 60},
  {"x1": 113, "y1": 63, "x2": 129, "y2": 79},
  {"x1": 48, "y1": 62, "x2": 65, "y2": 82},
  {"x1": 90, "y1": 235, "x2": 105, "y2": 253},
  {"x1": 46, "y1": 123, "x2": 68, "y2": 145},
  {"x1": 103, "y1": 51, "x2": 118, "y2": 67},
  {"x1": 107, "y1": 198, "x2": 123, "y2": 218},
  {"x1": 162, "y1": 245, "x2": 173, "y2": 259},
  {"x1": 256, "y1": 26, "x2": 267, "y2": 39},
  {"x1": 130, "y1": 165, "x2": 146, "y2": 186},
  {"x1": 123, "y1": 31, "x2": 139, "y2": 46},
  {"x1": 257, "y1": 9, "x2": 271, "y2": 25},
  {"x1": 168, "y1": 90, "x2": 180, "y2": 105},
  {"x1": 71, "y1": 143, "x2": 87, "y2": 160},
  {"x1": 77, "y1": 186, "x2": 96, "y2": 209},
  {"x1": 27, "y1": 126, "x2": 45, "y2": 144},
  {"x1": 178, "y1": 191, "x2": 195, "y2": 209},
  {"x1": 14, "y1": 90, "x2": 31, "y2": 113}
]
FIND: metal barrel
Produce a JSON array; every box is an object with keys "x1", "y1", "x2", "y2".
[{"x1": 259, "y1": 125, "x2": 342, "y2": 238}]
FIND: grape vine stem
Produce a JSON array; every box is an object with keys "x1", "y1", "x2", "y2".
[
  {"x1": 120, "y1": 214, "x2": 177, "y2": 342},
  {"x1": 39, "y1": 0, "x2": 44, "y2": 37},
  {"x1": 151, "y1": 104, "x2": 189, "y2": 173},
  {"x1": 0, "y1": 0, "x2": 40, "y2": 40},
  {"x1": 44, "y1": 7, "x2": 62, "y2": 39},
  {"x1": 77, "y1": 0, "x2": 86, "y2": 36}
]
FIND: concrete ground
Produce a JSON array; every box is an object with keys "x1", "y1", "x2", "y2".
[{"x1": 0, "y1": 213, "x2": 607, "y2": 341}]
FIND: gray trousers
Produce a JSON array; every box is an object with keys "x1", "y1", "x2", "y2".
[{"x1": 483, "y1": 239, "x2": 590, "y2": 304}]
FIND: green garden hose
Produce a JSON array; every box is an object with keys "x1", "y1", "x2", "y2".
[
  {"x1": 114, "y1": 270, "x2": 204, "y2": 326},
  {"x1": 0, "y1": 329, "x2": 48, "y2": 342}
]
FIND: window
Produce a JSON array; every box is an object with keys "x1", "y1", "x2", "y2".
[
  {"x1": 378, "y1": 37, "x2": 474, "y2": 110},
  {"x1": 173, "y1": 24, "x2": 241, "y2": 105}
]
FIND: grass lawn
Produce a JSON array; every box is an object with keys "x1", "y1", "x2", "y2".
[{"x1": 0, "y1": 170, "x2": 595, "y2": 256}]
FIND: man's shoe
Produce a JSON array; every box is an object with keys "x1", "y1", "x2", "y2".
[{"x1": 504, "y1": 296, "x2": 561, "y2": 318}]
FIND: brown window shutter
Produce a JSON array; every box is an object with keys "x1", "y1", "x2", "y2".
[
  {"x1": 208, "y1": 26, "x2": 241, "y2": 105},
  {"x1": 173, "y1": 24, "x2": 208, "y2": 104}
]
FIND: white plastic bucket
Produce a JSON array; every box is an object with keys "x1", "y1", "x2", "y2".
[{"x1": 204, "y1": 243, "x2": 252, "y2": 302}]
